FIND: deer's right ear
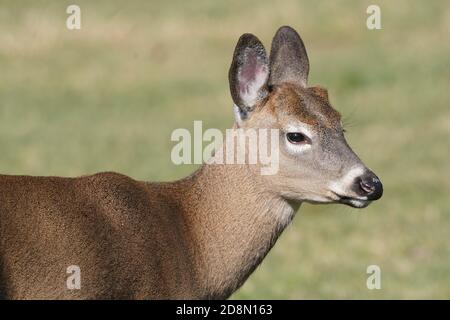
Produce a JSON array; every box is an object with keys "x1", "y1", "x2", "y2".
[{"x1": 229, "y1": 33, "x2": 269, "y2": 120}]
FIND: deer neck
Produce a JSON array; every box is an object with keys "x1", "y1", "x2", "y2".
[{"x1": 176, "y1": 163, "x2": 300, "y2": 299}]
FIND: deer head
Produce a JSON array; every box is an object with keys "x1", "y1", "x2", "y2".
[{"x1": 228, "y1": 26, "x2": 383, "y2": 208}]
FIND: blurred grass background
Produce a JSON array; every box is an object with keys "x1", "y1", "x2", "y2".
[{"x1": 0, "y1": 0, "x2": 449, "y2": 299}]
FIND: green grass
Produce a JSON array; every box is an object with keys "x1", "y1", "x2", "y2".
[{"x1": 0, "y1": 0, "x2": 449, "y2": 299}]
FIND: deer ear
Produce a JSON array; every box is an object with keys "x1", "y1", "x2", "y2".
[
  {"x1": 269, "y1": 26, "x2": 309, "y2": 88},
  {"x1": 229, "y1": 33, "x2": 269, "y2": 117}
]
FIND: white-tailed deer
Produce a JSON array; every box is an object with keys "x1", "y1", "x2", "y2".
[{"x1": 0, "y1": 26, "x2": 382, "y2": 299}]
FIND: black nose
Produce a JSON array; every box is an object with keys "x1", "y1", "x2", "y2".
[{"x1": 356, "y1": 172, "x2": 383, "y2": 200}]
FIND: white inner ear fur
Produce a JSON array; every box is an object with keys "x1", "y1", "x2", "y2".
[
  {"x1": 233, "y1": 104, "x2": 245, "y2": 126},
  {"x1": 238, "y1": 64, "x2": 268, "y2": 108},
  {"x1": 328, "y1": 166, "x2": 366, "y2": 197},
  {"x1": 284, "y1": 123, "x2": 313, "y2": 153}
]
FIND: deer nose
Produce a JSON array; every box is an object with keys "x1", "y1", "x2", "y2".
[{"x1": 357, "y1": 172, "x2": 383, "y2": 200}]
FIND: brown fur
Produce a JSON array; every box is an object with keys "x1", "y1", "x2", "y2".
[
  {"x1": 0, "y1": 173, "x2": 199, "y2": 298},
  {"x1": 0, "y1": 164, "x2": 294, "y2": 299},
  {"x1": 270, "y1": 84, "x2": 340, "y2": 128}
]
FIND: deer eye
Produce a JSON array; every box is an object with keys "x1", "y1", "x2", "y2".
[{"x1": 286, "y1": 132, "x2": 308, "y2": 144}]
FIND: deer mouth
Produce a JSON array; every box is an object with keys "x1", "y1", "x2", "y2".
[
  {"x1": 337, "y1": 195, "x2": 371, "y2": 208},
  {"x1": 330, "y1": 191, "x2": 371, "y2": 208}
]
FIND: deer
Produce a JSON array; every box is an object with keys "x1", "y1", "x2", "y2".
[{"x1": 0, "y1": 26, "x2": 382, "y2": 300}]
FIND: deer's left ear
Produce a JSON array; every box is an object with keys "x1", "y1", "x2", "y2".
[
  {"x1": 269, "y1": 26, "x2": 309, "y2": 88},
  {"x1": 229, "y1": 33, "x2": 269, "y2": 119}
]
